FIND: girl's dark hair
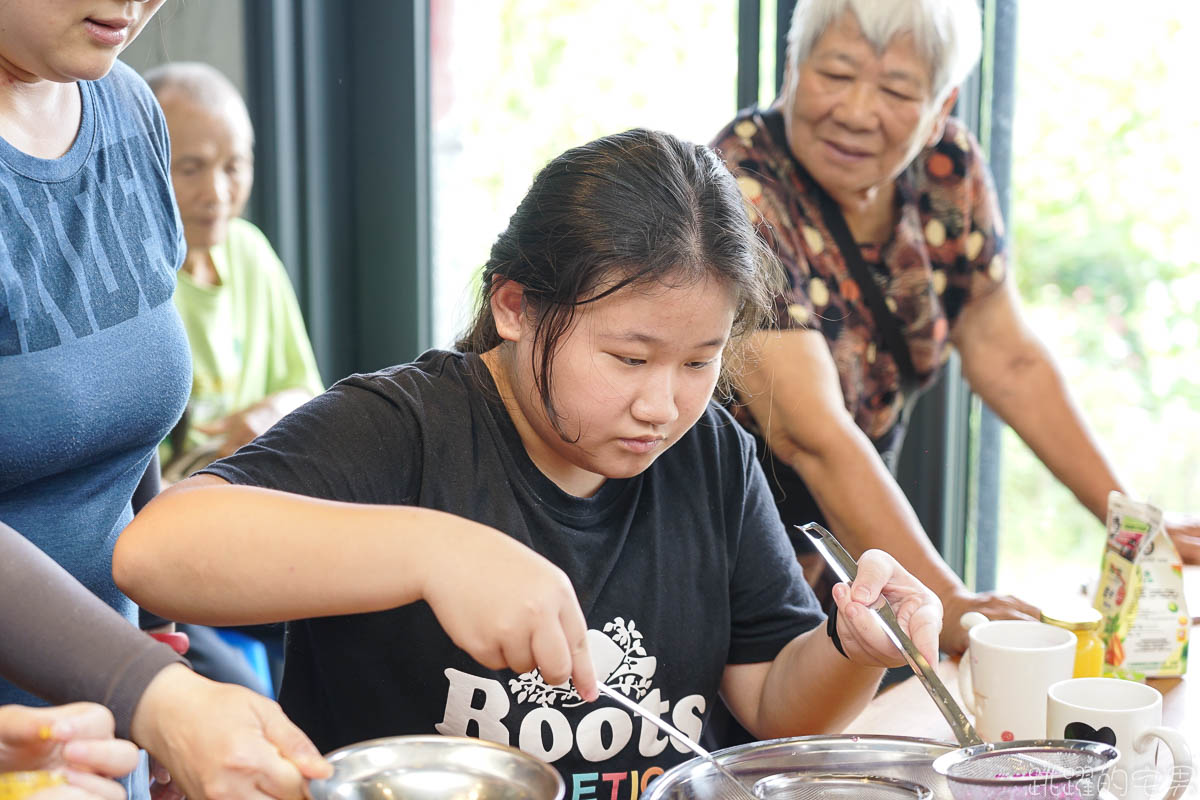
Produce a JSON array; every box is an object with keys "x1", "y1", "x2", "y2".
[{"x1": 456, "y1": 128, "x2": 780, "y2": 434}]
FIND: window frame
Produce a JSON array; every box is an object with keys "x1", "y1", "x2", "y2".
[{"x1": 244, "y1": 0, "x2": 433, "y2": 382}]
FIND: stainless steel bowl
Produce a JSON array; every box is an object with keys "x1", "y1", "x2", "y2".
[
  {"x1": 641, "y1": 735, "x2": 955, "y2": 800},
  {"x1": 308, "y1": 735, "x2": 564, "y2": 800}
]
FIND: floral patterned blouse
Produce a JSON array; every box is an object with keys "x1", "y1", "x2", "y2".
[{"x1": 711, "y1": 107, "x2": 1008, "y2": 449}]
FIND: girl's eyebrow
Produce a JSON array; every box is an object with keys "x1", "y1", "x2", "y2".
[{"x1": 604, "y1": 331, "x2": 727, "y2": 348}]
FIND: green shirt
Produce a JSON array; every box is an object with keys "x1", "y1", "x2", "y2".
[{"x1": 164, "y1": 217, "x2": 323, "y2": 468}]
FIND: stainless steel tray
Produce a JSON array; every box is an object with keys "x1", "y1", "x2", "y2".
[{"x1": 642, "y1": 735, "x2": 956, "y2": 800}]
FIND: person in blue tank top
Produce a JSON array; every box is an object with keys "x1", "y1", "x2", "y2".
[{"x1": 0, "y1": 2, "x2": 329, "y2": 798}]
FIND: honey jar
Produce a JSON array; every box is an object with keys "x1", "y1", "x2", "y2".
[{"x1": 1041, "y1": 606, "x2": 1105, "y2": 678}]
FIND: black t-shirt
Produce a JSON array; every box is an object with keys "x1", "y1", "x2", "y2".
[{"x1": 202, "y1": 350, "x2": 823, "y2": 788}]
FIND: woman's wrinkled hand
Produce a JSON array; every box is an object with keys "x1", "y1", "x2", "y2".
[
  {"x1": 1165, "y1": 512, "x2": 1200, "y2": 565},
  {"x1": 0, "y1": 702, "x2": 138, "y2": 800},
  {"x1": 832, "y1": 550, "x2": 943, "y2": 668},
  {"x1": 131, "y1": 664, "x2": 331, "y2": 800},
  {"x1": 939, "y1": 590, "x2": 1041, "y2": 655},
  {"x1": 195, "y1": 406, "x2": 276, "y2": 460},
  {"x1": 195, "y1": 389, "x2": 312, "y2": 460}
]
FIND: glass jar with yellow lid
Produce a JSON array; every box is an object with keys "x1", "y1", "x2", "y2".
[{"x1": 1041, "y1": 605, "x2": 1105, "y2": 678}]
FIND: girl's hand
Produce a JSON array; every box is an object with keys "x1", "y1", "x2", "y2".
[
  {"x1": 421, "y1": 520, "x2": 599, "y2": 701},
  {"x1": 832, "y1": 549, "x2": 942, "y2": 668},
  {"x1": 0, "y1": 703, "x2": 138, "y2": 799}
]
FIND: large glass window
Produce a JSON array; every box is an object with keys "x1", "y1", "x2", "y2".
[
  {"x1": 998, "y1": 3, "x2": 1200, "y2": 596},
  {"x1": 430, "y1": 0, "x2": 743, "y2": 347}
]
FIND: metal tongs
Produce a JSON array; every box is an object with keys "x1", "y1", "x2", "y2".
[{"x1": 798, "y1": 522, "x2": 983, "y2": 747}]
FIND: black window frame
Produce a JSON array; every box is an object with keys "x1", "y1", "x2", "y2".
[{"x1": 244, "y1": 0, "x2": 433, "y2": 383}]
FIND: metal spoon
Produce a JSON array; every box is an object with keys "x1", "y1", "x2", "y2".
[{"x1": 594, "y1": 682, "x2": 759, "y2": 800}]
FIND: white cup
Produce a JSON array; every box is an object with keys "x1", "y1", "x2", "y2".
[
  {"x1": 957, "y1": 615, "x2": 1075, "y2": 742},
  {"x1": 1047, "y1": 677, "x2": 1193, "y2": 800}
]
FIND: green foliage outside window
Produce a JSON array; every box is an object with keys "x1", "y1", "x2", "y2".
[{"x1": 998, "y1": 3, "x2": 1200, "y2": 596}]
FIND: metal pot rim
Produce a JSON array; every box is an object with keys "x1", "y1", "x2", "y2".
[{"x1": 311, "y1": 734, "x2": 564, "y2": 800}]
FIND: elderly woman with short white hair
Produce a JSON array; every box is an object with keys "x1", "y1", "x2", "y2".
[{"x1": 712, "y1": 0, "x2": 1199, "y2": 656}]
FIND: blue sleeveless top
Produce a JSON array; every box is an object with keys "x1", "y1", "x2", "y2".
[{"x1": 0, "y1": 61, "x2": 191, "y2": 708}]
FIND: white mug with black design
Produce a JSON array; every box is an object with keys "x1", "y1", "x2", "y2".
[{"x1": 1046, "y1": 677, "x2": 1192, "y2": 800}]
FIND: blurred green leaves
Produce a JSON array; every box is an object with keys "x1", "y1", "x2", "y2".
[{"x1": 997, "y1": 3, "x2": 1200, "y2": 596}]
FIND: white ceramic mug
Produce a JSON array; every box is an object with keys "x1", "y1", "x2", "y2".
[
  {"x1": 957, "y1": 615, "x2": 1075, "y2": 742},
  {"x1": 1047, "y1": 677, "x2": 1193, "y2": 800}
]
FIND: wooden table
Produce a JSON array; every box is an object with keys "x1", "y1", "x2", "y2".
[{"x1": 850, "y1": 565, "x2": 1200, "y2": 796}]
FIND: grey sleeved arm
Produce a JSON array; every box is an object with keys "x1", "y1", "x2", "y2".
[{"x1": 0, "y1": 521, "x2": 186, "y2": 739}]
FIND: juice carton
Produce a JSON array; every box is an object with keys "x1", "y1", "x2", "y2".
[{"x1": 1093, "y1": 492, "x2": 1189, "y2": 679}]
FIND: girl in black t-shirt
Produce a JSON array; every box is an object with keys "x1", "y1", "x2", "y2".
[{"x1": 115, "y1": 130, "x2": 942, "y2": 776}]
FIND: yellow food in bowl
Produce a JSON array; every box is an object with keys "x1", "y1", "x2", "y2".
[{"x1": 0, "y1": 771, "x2": 66, "y2": 800}]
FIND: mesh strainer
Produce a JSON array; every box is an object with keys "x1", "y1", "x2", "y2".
[
  {"x1": 932, "y1": 739, "x2": 1119, "y2": 799},
  {"x1": 753, "y1": 772, "x2": 932, "y2": 799}
]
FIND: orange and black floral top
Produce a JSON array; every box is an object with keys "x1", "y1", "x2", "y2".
[{"x1": 712, "y1": 107, "x2": 1008, "y2": 452}]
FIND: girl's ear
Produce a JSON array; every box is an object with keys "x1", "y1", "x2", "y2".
[{"x1": 489, "y1": 277, "x2": 527, "y2": 343}]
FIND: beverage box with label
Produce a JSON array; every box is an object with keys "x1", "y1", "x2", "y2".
[{"x1": 1092, "y1": 492, "x2": 1189, "y2": 679}]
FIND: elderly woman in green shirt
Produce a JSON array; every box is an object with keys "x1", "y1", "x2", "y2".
[{"x1": 145, "y1": 62, "x2": 324, "y2": 481}]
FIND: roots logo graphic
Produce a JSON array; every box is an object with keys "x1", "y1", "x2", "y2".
[
  {"x1": 437, "y1": 615, "x2": 704, "y2": 766},
  {"x1": 508, "y1": 617, "x2": 659, "y2": 708}
]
